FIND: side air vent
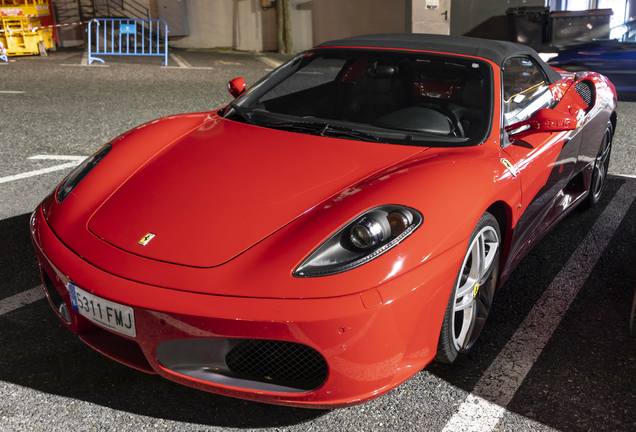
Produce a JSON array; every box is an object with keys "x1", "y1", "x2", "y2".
[{"x1": 575, "y1": 80, "x2": 595, "y2": 109}]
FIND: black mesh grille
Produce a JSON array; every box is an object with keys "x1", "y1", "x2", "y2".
[
  {"x1": 226, "y1": 340, "x2": 328, "y2": 390},
  {"x1": 575, "y1": 80, "x2": 594, "y2": 107}
]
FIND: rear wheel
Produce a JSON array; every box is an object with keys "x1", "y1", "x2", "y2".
[
  {"x1": 585, "y1": 122, "x2": 612, "y2": 208},
  {"x1": 436, "y1": 212, "x2": 501, "y2": 364}
]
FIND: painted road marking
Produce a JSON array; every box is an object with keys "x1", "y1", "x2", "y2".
[
  {"x1": 165, "y1": 66, "x2": 214, "y2": 70},
  {"x1": 442, "y1": 180, "x2": 636, "y2": 432},
  {"x1": 62, "y1": 52, "x2": 109, "y2": 67},
  {"x1": 169, "y1": 53, "x2": 191, "y2": 68},
  {"x1": 61, "y1": 64, "x2": 110, "y2": 67},
  {"x1": 28, "y1": 155, "x2": 86, "y2": 162},
  {"x1": 0, "y1": 91, "x2": 25, "y2": 94},
  {"x1": 0, "y1": 155, "x2": 87, "y2": 184},
  {"x1": 0, "y1": 286, "x2": 45, "y2": 316},
  {"x1": 256, "y1": 56, "x2": 283, "y2": 68}
]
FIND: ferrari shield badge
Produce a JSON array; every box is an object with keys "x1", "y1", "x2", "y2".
[
  {"x1": 137, "y1": 233, "x2": 156, "y2": 246},
  {"x1": 500, "y1": 158, "x2": 518, "y2": 178}
]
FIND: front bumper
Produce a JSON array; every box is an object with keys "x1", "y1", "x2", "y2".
[{"x1": 30, "y1": 204, "x2": 462, "y2": 408}]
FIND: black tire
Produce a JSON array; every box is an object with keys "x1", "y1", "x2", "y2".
[
  {"x1": 584, "y1": 122, "x2": 612, "y2": 209},
  {"x1": 436, "y1": 212, "x2": 501, "y2": 364}
]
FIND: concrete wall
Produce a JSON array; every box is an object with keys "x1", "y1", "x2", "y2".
[
  {"x1": 170, "y1": 0, "x2": 234, "y2": 49},
  {"x1": 168, "y1": 0, "x2": 406, "y2": 53},
  {"x1": 297, "y1": 0, "x2": 406, "y2": 51}
]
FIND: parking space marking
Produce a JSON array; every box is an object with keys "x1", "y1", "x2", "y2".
[
  {"x1": 61, "y1": 51, "x2": 109, "y2": 67},
  {"x1": 0, "y1": 91, "x2": 25, "y2": 94},
  {"x1": 442, "y1": 180, "x2": 636, "y2": 432},
  {"x1": 61, "y1": 64, "x2": 110, "y2": 67},
  {"x1": 0, "y1": 155, "x2": 87, "y2": 184},
  {"x1": 165, "y1": 66, "x2": 215, "y2": 70},
  {"x1": 28, "y1": 155, "x2": 86, "y2": 162},
  {"x1": 0, "y1": 286, "x2": 45, "y2": 317},
  {"x1": 256, "y1": 56, "x2": 283, "y2": 68},
  {"x1": 169, "y1": 53, "x2": 191, "y2": 68}
]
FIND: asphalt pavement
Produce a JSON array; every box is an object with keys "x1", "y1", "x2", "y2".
[{"x1": 1, "y1": 48, "x2": 636, "y2": 432}]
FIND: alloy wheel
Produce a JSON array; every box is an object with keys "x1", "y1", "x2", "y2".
[
  {"x1": 451, "y1": 225, "x2": 499, "y2": 352},
  {"x1": 591, "y1": 128, "x2": 612, "y2": 203}
]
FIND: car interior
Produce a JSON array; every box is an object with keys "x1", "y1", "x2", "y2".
[{"x1": 253, "y1": 53, "x2": 490, "y2": 141}]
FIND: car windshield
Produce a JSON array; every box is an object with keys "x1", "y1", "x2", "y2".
[{"x1": 223, "y1": 49, "x2": 493, "y2": 147}]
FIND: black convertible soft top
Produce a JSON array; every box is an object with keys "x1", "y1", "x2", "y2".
[{"x1": 316, "y1": 33, "x2": 563, "y2": 84}]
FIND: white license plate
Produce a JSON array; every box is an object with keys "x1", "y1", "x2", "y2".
[{"x1": 68, "y1": 283, "x2": 136, "y2": 338}]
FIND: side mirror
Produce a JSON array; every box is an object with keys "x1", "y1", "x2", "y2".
[
  {"x1": 228, "y1": 77, "x2": 246, "y2": 99},
  {"x1": 505, "y1": 109, "x2": 576, "y2": 142}
]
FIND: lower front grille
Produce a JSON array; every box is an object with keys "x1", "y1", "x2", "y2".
[{"x1": 226, "y1": 339, "x2": 328, "y2": 391}]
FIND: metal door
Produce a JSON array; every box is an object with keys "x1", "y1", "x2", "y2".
[{"x1": 412, "y1": 0, "x2": 451, "y2": 35}]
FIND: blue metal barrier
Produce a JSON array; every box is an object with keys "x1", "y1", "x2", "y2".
[
  {"x1": 88, "y1": 19, "x2": 169, "y2": 66},
  {"x1": 0, "y1": 41, "x2": 7, "y2": 63}
]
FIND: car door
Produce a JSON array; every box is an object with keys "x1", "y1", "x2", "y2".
[{"x1": 500, "y1": 56, "x2": 582, "y2": 266}]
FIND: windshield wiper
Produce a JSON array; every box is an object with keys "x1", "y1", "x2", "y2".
[
  {"x1": 266, "y1": 121, "x2": 380, "y2": 142},
  {"x1": 225, "y1": 104, "x2": 254, "y2": 125}
]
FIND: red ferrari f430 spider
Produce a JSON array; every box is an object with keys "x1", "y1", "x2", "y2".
[{"x1": 31, "y1": 34, "x2": 617, "y2": 408}]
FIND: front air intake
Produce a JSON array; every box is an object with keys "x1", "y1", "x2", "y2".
[
  {"x1": 157, "y1": 338, "x2": 329, "y2": 393},
  {"x1": 226, "y1": 339, "x2": 328, "y2": 391},
  {"x1": 575, "y1": 80, "x2": 595, "y2": 109}
]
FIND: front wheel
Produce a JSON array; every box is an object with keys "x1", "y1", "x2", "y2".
[
  {"x1": 436, "y1": 212, "x2": 501, "y2": 364},
  {"x1": 585, "y1": 122, "x2": 612, "y2": 208}
]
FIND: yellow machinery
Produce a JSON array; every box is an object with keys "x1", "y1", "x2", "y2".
[{"x1": 0, "y1": 0, "x2": 54, "y2": 55}]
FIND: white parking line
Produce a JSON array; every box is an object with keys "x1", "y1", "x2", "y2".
[
  {"x1": 0, "y1": 91, "x2": 25, "y2": 94},
  {"x1": 615, "y1": 173, "x2": 636, "y2": 179},
  {"x1": 0, "y1": 154, "x2": 87, "y2": 184},
  {"x1": 0, "y1": 286, "x2": 45, "y2": 316},
  {"x1": 169, "y1": 53, "x2": 191, "y2": 68},
  {"x1": 442, "y1": 180, "x2": 636, "y2": 432},
  {"x1": 60, "y1": 64, "x2": 110, "y2": 67},
  {"x1": 28, "y1": 155, "x2": 86, "y2": 161},
  {"x1": 256, "y1": 56, "x2": 283, "y2": 68},
  {"x1": 164, "y1": 66, "x2": 215, "y2": 70}
]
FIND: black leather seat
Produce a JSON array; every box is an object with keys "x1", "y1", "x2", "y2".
[{"x1": 449, "y1": 77, "x2": 485, "y2": 137}]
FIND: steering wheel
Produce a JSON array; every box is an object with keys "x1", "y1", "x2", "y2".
[{"x1": 418, "y1": 103, "x2": 465, "y2": 138}]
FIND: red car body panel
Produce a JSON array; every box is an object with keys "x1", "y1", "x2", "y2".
[
  {"x1": 88, "y1": 118, "x2": 425, "y2": 268},
  {"x1": 31, "y1": 38, "x2": 618, "y2": 408}
]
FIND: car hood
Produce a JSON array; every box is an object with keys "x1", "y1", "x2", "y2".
[{"x1": 88, "y1": 117, "x2": 423, "y2": 267}]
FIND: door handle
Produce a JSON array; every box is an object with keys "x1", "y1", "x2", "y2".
[{"x1": 441, "y1": 10, "x2": 448, "y2": 20}]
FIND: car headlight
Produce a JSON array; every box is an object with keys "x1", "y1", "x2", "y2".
[
  {"x1": 293, "y1": 205, "x2": 423, "y2": 277},
  {"x1": 56, "y1": 144, "x2": 111, "y2": 203}
]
